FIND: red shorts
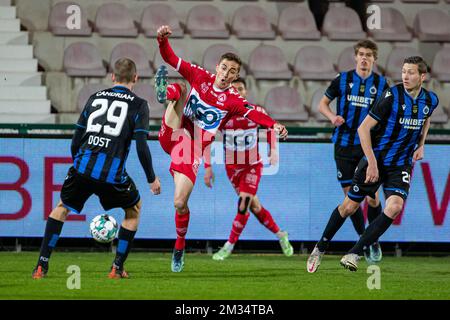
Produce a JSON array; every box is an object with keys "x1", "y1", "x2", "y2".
[
  {"x1": 225, "y1": 162, "x2": 263, "y2": 196},
  {"x1": 159, "y1": 113, "x2": 201, "y2": 184}
]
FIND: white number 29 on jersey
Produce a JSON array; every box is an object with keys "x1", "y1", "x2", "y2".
[{"x1": 86, "y1": 99, "x2": 128, "y2": 137}]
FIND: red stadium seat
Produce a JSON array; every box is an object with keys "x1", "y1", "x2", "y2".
[
  {"x1": 132, "y1": 83, "x2": 165, "y2": 120},
  {"x1": 278, "y1": 5, "x2": 320, "y2": 40},
  {"x1": 248, "y1": 45, "x2": 292, "y2": 80},
  {"x1": 110, "y1": 43, "x2": 153, "y2": 78},
  {"x1": 140, "y1": 3, "x2": 184, "y2": 38},
  {"x1": 63, "y1": 42, "x2": 106, "y2": 77},
  {"x1": 201, "y1": 43, "x2": 246, "y2": 77},
  {"x1": 49, "y1": 2, "x2": 92, "y2": 36},
  {"x1": 231, "y1": 5, "x2": 276, "y2": 39},
  {"x1": 369, "y1": 8, "x2": 412, "y2": 42},
  {"x1": 186, "y1": 4, "x2": 229, "y2": 39},
  {"x1": 264, "y1": 86, "x2": 308, "y2": 122},
  {"x1": 385, "y1": 47, "x2": 421, "y2": 81},
  {"x1": 94, "y1": 3, "x2": 138, "y2": 37},
  {"x1": 77, "y1": 84, "x2": 109, "y2": 112},
  {"x1": 294, "y1": 46, "x2": 336, "y2": 80},
  {"x1": 413, "y1": 9, "x2": 450, "y2": 42},
  {"x1": 309, "y1": 87, "x2": 335, "y2": 122},
  {"x1": 432, "y1": 47, "x2": 450, "y2": 82},
  {"x1": 322, "y1": 6, "x2": 366, "y2": 40}
]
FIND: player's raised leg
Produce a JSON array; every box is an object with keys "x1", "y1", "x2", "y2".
[
  {"x1": 32, "y1": 201, "x2": 70, "y2": 279},
  {"x1": 109, "y1": 201, "x2": 142, "y2": 279},
  {"x1": 171, "y1": 171, "x2": 194, "y2": 272},
  {"x1": 250, "y1": 196, "x2": 293, "y2": 257},
  {"x1": 307, "y1": 196, "x2": 360, "y2": 273}
]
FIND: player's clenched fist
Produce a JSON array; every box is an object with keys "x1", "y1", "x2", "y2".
[
  {"x1": 157, "y1": 25, "x2": 172, "y2": 39},
  {"x1": 274, "y1": 123, "x2": 288, "y2": 140}
]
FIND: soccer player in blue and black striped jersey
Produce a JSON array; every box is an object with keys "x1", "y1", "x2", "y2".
[
  {"x1": 339, "y1": 56, "x2": 438, "y2": 271},
  {"x1": 308, "y1": 40, "x2": 389, "y2": 272},
  {"x1": 32, "y1": 58, "x2": 161, "y2": 279}
]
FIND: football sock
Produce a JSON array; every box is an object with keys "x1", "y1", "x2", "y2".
[
  {"x1": 317, "y1": 206, "x2": 346, "y2": 252},
  {"x1": 113, "y1": 226, "x2": 136, "y2": 269},
  {"x1": 348, "y1": 212, "x2": 393, "y2": 255},
  {"x1": 175, "y1": 211, "x2": 190, "y2": 250},
  {"x1": 228, "y1": 212, "x2": 250, "y2": 244},
  {"x1": 167, "y1": 83, "x2": 182, "y2": 101},
  {"x1": 253, "y1": 207, "x2": 280, "y2": 233},
  {"x1": 368, "y1": 204, "x2": 382, "y2": 224},
  {"x1": 37, "y1": 217, "x2": 64, "y2": 269},
  {"x1": 350, "y1": 206, "x2": 365, "y2": 236}
]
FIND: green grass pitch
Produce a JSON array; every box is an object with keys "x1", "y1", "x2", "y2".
[{"x1": 1, "y1": 252, "x2": 449, "y2": 299}]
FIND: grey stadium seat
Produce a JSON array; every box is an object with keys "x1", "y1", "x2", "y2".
[
  {"x1": 77, "y1": 84, "x2": 109, "y2": 112},
  {"x1": 186, "y1": 4, "x2": 229, "y2": 39},
  {"x1": 432, "y1": 47, "x2": 450, "y2": 82},
  {"x1": 201, "y1": 43, "x2": 246, "y2": 77},
  {"x1": 385, "y1": 47, "x2": 421, "y2": 82},
  {"x1": 309, "y1": 87, "x2": 336, "y2": 122},
  {"x1": 231, "y1": 5, "x2": 276, "y2": 39},
  {"x1": 430, "y1": 104, "x2": 448, "y2": 125},
  {"x1": 95, "y1": 3, "x2": 138, "y2": 37},
  {"x1": 369, "y1": 8, "x2": 412, "y2": 42},
  {"x1": 322, "y1": 6, "x2": 366, "y2": 40},
  {"x1": 413, "y1": 9, "x2": 450, "y2": 42},
  {"x1": 140, "y1": 3, "x2": 184, "y2": 38},
  {"x1": 294, "y1": 46, "x2": 336, "y2": 80},
  {"x1": 63, "y1": 42, "x2": 106, "y2": 77},
  {"x1": 153, "y1": 43, "x2": 190, "y2": 78},
  {"x1": 110, "y1": 43, "x2": 153, "y2": 78},
  {"x1": 132, "y1": 83, "x2": 165, "y2": 120},
  {"x1": 278, "y1": 5, "x2": 320, "y2": 40},
  {"x1": 248, "y1": 45, "x2": 292, "y2": 80},
  {"x1": 49, "y1": 2, "x2": 92, "y2": 36},
  {"x1": 264, "y1": 86, "x2": 308, "y2": 122}
]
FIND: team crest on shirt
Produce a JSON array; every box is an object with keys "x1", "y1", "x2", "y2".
[
  {"x1": 423, "y1": 105, "x2": 430, "y2": 115},
  {"x1": 353, "y1": 185, "x2": 360, "y2": 192},
  {"x1": 370, "y1": 86, "x2": 377, "y2": 95},
  {"x1": 201, "y1": 82, "x2": 209, "y2": 94},
  {"x1": 218, "y1": 93, "x2": 227, "y2": 103}
]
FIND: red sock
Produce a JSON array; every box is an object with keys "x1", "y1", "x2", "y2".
[
  {"x1": 228, "y1": 213, "x2": 250, "y2": 244},
  {"x1": 175, "y1": 211, "x2": 190, "y2": 250},
  {"x1": 254, "y1": 207, "x2": 280, "y2": 234},
  {"x1": 167, "y1": 83, "x2": 182, "y2": 101}
]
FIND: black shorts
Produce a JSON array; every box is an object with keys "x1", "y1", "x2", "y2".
[
  {"x1": 60, "y1": 167, "x2": 140, "y2": 213},
  {"x1": 347, "y1": 158, "x2": 411, "y2": 203},
  {"x1": 334, "y1": 144, "x2": 365, "y2": 188}
]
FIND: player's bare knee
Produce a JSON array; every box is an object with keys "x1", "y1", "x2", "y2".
[
  {"x1": 250, "y1": 203, "x2": 261, "y2": 214},
  {"x1": 385, "y1": 203, "x2": 403, "y2": 218},
  {"x1": 339, "y1": 201, "x2": 359, "y2": 217},
  {"x1": 174, "y1": 198, "x2": 188, "y2": 213},
  {"x1": 367, "y1": 196, "x2": 379, "y2": 208}
]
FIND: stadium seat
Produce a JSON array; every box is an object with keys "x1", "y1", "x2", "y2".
[
  {"x1": 140, "y1": 3, "x2": 184, "y2": 38},
  {"x1": 248, "y1": 45, "x2": 292, "y2": 80},
  {"x1": 201, "y1": 43, "x2": 246, "y2": 77},
  {"x1": 63, "y1": 42, "x2": 106, "y2": 77},
  {"x1": 322, "y1": 6, "x2": 366, "y2": 40},
  {"x1": 231, "y1": 5, "x2": 276, "y2": 39},
  {"x1": 309, "y1": 87, "x2": 335, "y2": 122},
  {"x1": 264, "y1": 86, "x2": 308, "y2": 122},
  {"x1": 401, "y1": 0, "x2": 439, "y2": 3},
  {"x1": 385, "y1": 47, "x2": 421, "y2": 81},
  {"x1": 413, "y1": 9, "x2": 450, "y2": 42},
  {"x1": 278, "y1": 5, "x2": 320, "y2": 40},
  {"x1": 110, "y1": 43, "x2": 153, "y2": 78},
  {"x1": 432, "y1": 47, "x2": 450, "y2": 82},
  {"x1": 132, "y1": 83, "x2": 165, "y2": 120},
  {"x1": 77, "y1": 83, "x2": 109, "y2": 112},
  {"x1": 186, "y1": 4, "x2": 229, "y2": 39},
  {"x1": 95, "y1": 3, "x2": 138, "y2": 37},
  {"x1": 293, "y1": 46, "x2": 336, "y2": 80},
  {"x1": 430, "y1": 104, "x2": 449, "y2": 125},
  {"x1": 369, "y1": 8, "x2": 412, "y2": 42},
  {"x1": 49, "y1": 2, "x2": 92, "y2": 36},
  {"x1": 153, "y1": 43, "x2": 190, "y2": 78}
]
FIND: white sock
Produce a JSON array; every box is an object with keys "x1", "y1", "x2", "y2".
[
  {"x1": 276, "y1": 230, "x2": 286, "y2": 239},
  {"x1": 223, "y1": 241, "x2": 234, "y2": 251}
]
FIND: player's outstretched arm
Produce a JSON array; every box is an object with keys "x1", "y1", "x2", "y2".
[{"x1": 135, "y1": 132, "x2": 160, "y2": 195}]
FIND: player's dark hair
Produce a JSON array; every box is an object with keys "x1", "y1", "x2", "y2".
[
  {"x1": 403, "y1": 56, "x2": 429, "y2": 74},
  {"x1": 113, "y1": 58, "x2": 137, "y2": 84},
  {"x1": 232, "y1": 77, "x2": 246, "y2": 89},
  {"x1": 354, "y1": 40, "x2": 378, "y2": 60},
  {"x1": 219, "y1": 52, "x2": 242, "y2": 70}
]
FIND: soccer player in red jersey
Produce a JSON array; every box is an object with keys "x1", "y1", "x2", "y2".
[
  {"x1": 156, "y1": 25, "x2": 288, "y2": 272},
  {"x1": 203, "y1": 78, "x2": 294, "y2": 260}
]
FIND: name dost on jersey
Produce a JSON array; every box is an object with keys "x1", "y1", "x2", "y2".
[{"x1": 184, "y1": 88, "x2": 228, "y2": 134}]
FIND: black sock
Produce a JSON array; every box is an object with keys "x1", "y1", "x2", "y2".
[
  {"x1": 317, "y1": 206, "x2": 346, "y2": 252},
  {"x1": 37, "y1": 217, "x2": 64, "y2": 269},
  {"x1": 368, "y1": 204, "x2": 382, "y2": 224},
  {"x1": 113, "y1": 226, "x2": 136, "y2": 269},
  {"x1": 350, "y1": 207, "x2": 365, "y2": 236},
  {"x1": 349, "y1": 212, "x2": 393, "y2": 255}
]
